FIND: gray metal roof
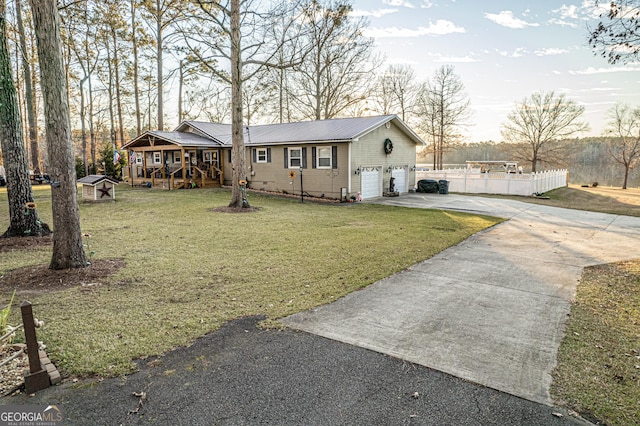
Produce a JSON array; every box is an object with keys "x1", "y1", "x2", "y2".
[
  {"x1": 185, "y1": 115, "x2": 424, "y2": 146},
  {"x1": 122, "y1": 130, "x2": 221, "y2": 149},
  {"x1": 174, "y1": 122, "x2": 230, "y2": 143},
  {"x1": 77, "y1": 174, "x2": 119, "y2": 185},
  {"x1": 124, "y1": 115, "x2": 425, "y2": 148}
]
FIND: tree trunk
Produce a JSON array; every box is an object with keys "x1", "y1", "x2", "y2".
[
  {"x1": 112, "y1": 28, "x2": 124, "y2": 147},
  {"x1": 131, "y1": 0, "x2": 141, "y2": 135},
  {"x1": 156, "y1": 0, "x2": 164, "y2": 130},
  {"x1": 106, "y1": 42, "x2": 116, "y2": 150},
  {"x1": 88, "y1": 61, "x2": 96, "y2": 173},
  {"x1": 0, "y1": 0, "x2": 49, "y2": 238},
  {"x1": 178, "y1": 59, "x2": 183, "y2": 122},
  {"x1": 228, "y1": 0, "x2": 249, "y2": 208},
  {"x1": 15, "y1": 0, "x2": 39, "y2": 174},
  {"x1": 29, "y1": 0, "x2": 87, "y2": 269},
  {"x1": 80, "y1": 76, "x2": 88, "y2": 176}
]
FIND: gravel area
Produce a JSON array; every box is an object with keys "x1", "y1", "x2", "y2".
[{"x1": 0, "y1": 343, "x2": 27, "y2": 396}]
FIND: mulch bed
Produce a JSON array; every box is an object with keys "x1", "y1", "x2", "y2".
[{"x1": 0, "y1": 235, "x2": 125, "y2": 296}]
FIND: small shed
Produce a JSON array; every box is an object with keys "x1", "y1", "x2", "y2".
[{"x1": 78, "y1": 175, "x2": 119, "y2": 201}]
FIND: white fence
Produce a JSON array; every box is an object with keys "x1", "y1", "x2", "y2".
[{"x1": 416, "y1": 168, "x2": 568, "y2": 196}]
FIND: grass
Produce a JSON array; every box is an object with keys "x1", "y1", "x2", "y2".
[
  {"x1": 551, "y1": 260, "x2": 640, "y2": 426},
  {"x1": 0, "y1": 185, "x2": 500, "y2": 377}
]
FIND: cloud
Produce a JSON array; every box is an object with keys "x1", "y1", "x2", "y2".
[
  {"x1": 548, "y1": 18, "x2": 578, "y2": 28},
  {"x1": 569, "y1": 65, "x2": 640, "y2": 75},
  {"x1": 383, "y1": 0, "x2": 415, "y2": 8},
  {"x1": 419, "y1": 0, "x2": 434, "y2": 8},
  {"x1": 351, "y1": 8, "x2": 398, "y2": 18},
  {"x1": 484, "y1": 11, "x2": 540, "y2": 29},
  {"x1": 556, "y1": 4, "x2": 578, "y2": 19},
  {"x1": 534, "y1": 47, "x2": 568, "y2": 56},
  {"x1": 365, "y1": 20, "x2": 465, "y2": 38},
  {"x1": 549, "y1": 4, "x2": 580, "y2": 27},
  {"x1": 495, "y1": 47, "x2": 528, "y2": 58},
  {"x1": 580, "y1": 0, "x2": 610, "y2": 19},
  {"x1": 434, "y1": 55, "x2": 478, "y2": 63}
]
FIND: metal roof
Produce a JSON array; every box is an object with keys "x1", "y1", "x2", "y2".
[
  {"x1": 184, "y1": 115, "x2": 424, "y2": 146},
  {"x1": 77, "y1": 174, "x2": 119, "y2": 185},
  {"x1": 122, "y1": 131, "x2": 220, "y2": 149},
  {"x1": 123, "y1": 115, "x2": 425, "y2": 148}
]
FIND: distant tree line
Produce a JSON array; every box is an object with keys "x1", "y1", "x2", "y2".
[{"x1": 419, "y1": 136, "x2": 640, "y2": 188}]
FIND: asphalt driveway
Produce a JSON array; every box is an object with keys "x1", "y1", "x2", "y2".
[
  {"x1": 6, "y1": 316, "x2": 589, "y2": 425},
  {"x1": 284, "y1": 193, "x2": 640, "y2": 405}
]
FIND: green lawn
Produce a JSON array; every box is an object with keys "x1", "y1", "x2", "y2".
[
  {"x1": 0, "y1": 186, "x2": 500, "y2": 377},
  {"x1": 551, "y1": 260, "x2": 640, "y2": 426}
]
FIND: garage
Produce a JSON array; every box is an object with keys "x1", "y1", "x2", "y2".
[
  {"x1": 360, "y1": 167, "x2": 381, "y2": 199},
  {"x1": 391, "y1": 167, "x2": 406, "y2": 193}
]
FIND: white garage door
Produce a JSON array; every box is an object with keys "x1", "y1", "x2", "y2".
[
  {"x1": 360, "y1": 167, "x2": 381, "y2": 199},
  {"x1": 391, "y1": 167, "x2": 406, "y2": 193}
]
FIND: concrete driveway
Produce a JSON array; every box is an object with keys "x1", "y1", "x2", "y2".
[{"x1": 283, "y1": 193, "x2": 640, "y2": 405}]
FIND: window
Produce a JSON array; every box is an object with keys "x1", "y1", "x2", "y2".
[
  {"x1": 288, "y1": 147, "x2": 302, "y2": 168},
  {"x1": 136, "y1": 154, "x2": 142, "y2": 165},
  {"x1": 153, "y1": 152, "x2": 161, "y2": 164},
  {"x1": 253, "y1": 148, "x2": 271, "y2": 163},
  {"x1": 173, "y1": 152, "x2": 182, "y2": 163},
  {"x1": 317, "y1": 147, "x2": 331, "y2": 168},
  {"x1": 312, "y1": 146, "x2": 337, "y2": 169},
  {"x1": 256, "y1": 148, "x2": 267, "y2": 163}
]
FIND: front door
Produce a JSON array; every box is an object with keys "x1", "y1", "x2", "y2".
[
  {"x1": 203, "y1": 150, "x2": 219, "y2": 178},
  {"x1": 186, "y1": 150, "x2": 197, "y2": 177}
]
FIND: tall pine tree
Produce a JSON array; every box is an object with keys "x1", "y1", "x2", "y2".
[{"x1": 0, "y1": 0, "x2": 49, "y2": 238}]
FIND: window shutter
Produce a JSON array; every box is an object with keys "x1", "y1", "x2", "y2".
[
  {"x1": 267, "y1": 148, "x2": 271, "y2": 163},
  {"x1": 302, "y1": 147, "x2": 307, "y2": 169},
  {"x1": 252, "y1": 148, "x2": 256, "y2": 162},
  {"x1": 312, "y1": 147, "x2": 317, "y2": 169},
  {"x1": 228, "y1": 149, "x2": 232, "y2": 163},
  {"x1": 284, "y1": 148, "x2": 288, "y2": 168},
  {"x1": 332, "y1": 146, "x2": 338, "y2": 169}
]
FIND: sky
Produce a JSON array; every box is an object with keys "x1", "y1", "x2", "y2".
[{"x1": 351, "y1": 0, "x2": 640, "y2": 142}]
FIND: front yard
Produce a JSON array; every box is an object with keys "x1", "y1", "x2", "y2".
[{"x1": 0, "y1": 186, "x2": 499, "y2": 378}]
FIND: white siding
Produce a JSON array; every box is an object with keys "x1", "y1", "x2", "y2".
[{"x1": 360, "y1": 167, "x2": 381, "y2": 199}]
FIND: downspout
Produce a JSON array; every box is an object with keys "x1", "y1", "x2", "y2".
[{"x1": 348, "y1": 141, "x2": 354, "y2": 196}]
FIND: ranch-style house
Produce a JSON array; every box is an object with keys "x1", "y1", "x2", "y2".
[{"x1": 121, "y1": 115, "x2": 425, "y2": 200}]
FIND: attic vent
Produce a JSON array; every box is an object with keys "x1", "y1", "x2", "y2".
[{"x1": 385, "y1": 122, "x2": 391, "y2": 129}]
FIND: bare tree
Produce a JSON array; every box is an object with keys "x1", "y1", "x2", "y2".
[
  {"x1": 0, "y1": 0, "x2": 49, "y2": 238},
  {"x1": 289, "y1": 0, "x2": 376, "y2": 120},
  {"x1": 605, "y1": 103, "x2": 640, "y2": 188},
  {"x1": 501, "y1": 91, "x2": 589, "y2": 172},
  {"x1": 131, "y1": 0, "x2": 142, "y2": 134},
  {"x1": 139, "y1": 0, "x2": 185, "y2": 130},
  {"x1": 29, "y1": 0, "x2": 87, "y2": 269},
  {"x1": 242, "y1": 76, "x2": 275, "y2": 125},
  {"x1": 589, "y1": 0, "x2": 640, "y2": 64},
  {"x1": 14, "y1": 0, "x2": 40, "y2": 173},
  {"x1": 184, "y1": 0, "x2": 304, "y2": 208},
  {"x1": 416, "y1": 65, "x2": 471, "y2": 170},
  {"x1": 372, "y1": 64, "x2": 418, "y2": 122},
  {"x1": 61, "y1": 0, "x2": 100, "y2": 175}
]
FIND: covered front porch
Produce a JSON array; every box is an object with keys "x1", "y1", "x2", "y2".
[{"x1": 122, "y1": 131, "x2": 225, "y2": 189}]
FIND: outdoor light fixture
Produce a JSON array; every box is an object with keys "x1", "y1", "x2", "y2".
[{"x1": 412, "y1": 165, "x2": 416, "y2": 171}]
